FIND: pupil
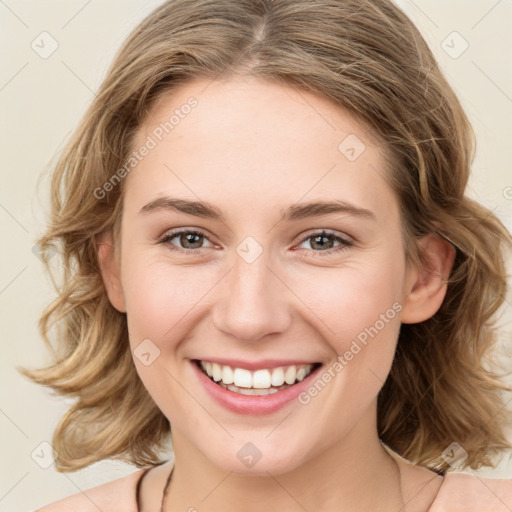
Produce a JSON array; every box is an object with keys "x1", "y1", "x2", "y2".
[
  {"x1": 182, "y1": 233, "x2": 202, "y2": 248},
  {"x1": 312, "y1": 234, "x2": 333, "y2": 250}
]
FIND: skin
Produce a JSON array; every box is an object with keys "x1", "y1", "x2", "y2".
[{"x1": 98, "y1": 75, "x2": 455, "y2": 511}]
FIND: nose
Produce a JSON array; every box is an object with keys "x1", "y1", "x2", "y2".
[{"x1": 212, "y1": 251, "x2": 292, "y2": 342}]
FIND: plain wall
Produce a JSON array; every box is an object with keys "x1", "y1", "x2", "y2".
[{"x1": 1, "y1": 1, "x2": 511, "y2": 510}]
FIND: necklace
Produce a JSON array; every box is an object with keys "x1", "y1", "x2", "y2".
[
  {"x1": 392, "y1": 452, "x2": 406, "y2": 508},
  {"x1": 160, "y1": 465, "x2": 173, "y2": 512},
  {"x1": 159, "y1": 455, "x2": 405, "y2": 511}
]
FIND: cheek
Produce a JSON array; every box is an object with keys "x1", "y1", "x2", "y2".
[
  {"x1": 121, "y1": 255, "x2": 213, "y2": 345},
  {"x1": 119, "y1": 256, "x2": 217, "y2": 420},
  {"x1": 288, "y1": 254, "x2": 405, "y2": 371},
  {"x1": 290, "y1": 258, "x2": 404, "y2": 437}
]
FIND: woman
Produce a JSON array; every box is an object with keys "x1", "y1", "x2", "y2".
[{"x1": 21, "y1": 0, "x2": 512, "y2": 510}]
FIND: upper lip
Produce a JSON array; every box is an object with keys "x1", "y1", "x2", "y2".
[{"x1": 192, "y1": 358, "x2": 322, "y2": 371}]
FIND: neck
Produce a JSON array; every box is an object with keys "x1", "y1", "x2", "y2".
[{"x1": 164, "y1": 405, "x2": 404, "y2": 512}]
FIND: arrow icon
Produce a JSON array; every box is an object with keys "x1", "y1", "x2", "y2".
[
  {"x1": 31, "y1": 31, "x2": 59, "y2": 59},
  {"x1": 237, "y1": 442, "x2": 263, "y2": 468},
  {"x1": 236, "y1": 237, "x2": 263, "y2": 263},
  {"x1": 441, "y1": 442, "x2": 467, "y2": 468},
  {"x1": 440, "y1": 31, "x2": 468, "y2": 59},
  {"x1": 338, "y1": 134, "x2": 365, "y2": 161},
  {"x1": 134, "y1": 339, "x2": 161, "y2": 366},
  {"x1": 31, "y1": 441, "x2": 57, "y2": 468}
]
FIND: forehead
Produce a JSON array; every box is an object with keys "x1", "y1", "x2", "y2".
[{"x1": 124, "y1": 76, "x2": 397, "y2": 223}]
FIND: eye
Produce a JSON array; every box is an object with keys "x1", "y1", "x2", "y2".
[
  {"x1": 295, "y1": 230, "x2": 353, "y2": 254},
  {"x1": 158, "y1": 228, "x2": 353, "y2": 256},
  {"x1": 159, "y1": 229, "x2": 214, "y2": 254}
]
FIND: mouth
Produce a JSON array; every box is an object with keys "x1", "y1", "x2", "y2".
[{"x1": 193, "y1": 359, "x2": 323, "y2": 396}]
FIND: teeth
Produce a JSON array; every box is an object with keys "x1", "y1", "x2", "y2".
[
  {"x1": 218, "y1": 381, "x2": 285, "y2": 395},
  {"x1": 203, "y1": 361, "x2": 213, "y2": 377},
  {"x1": 233, "y1": 368, "x2": 252, "y2": 388},
  {"x1": 198, "y1": 360, "x2": 316, "y2": 390},
  {"x1": 212, "y1": 362, "x2": 222, "y2": 382},
  {"x1": 222, "y1": 365, "x2": 234, "y2": 385},
  {"x1": 252, "y1": 369, "x2": 271, "y2": 389},
  {"x1": 271, "y1": 367, "x2": 285, "y2": 386},
  {"x1": 284, "y1": 365, "x2": 297, "y2": 385},
  {"x1": 296, "y1": 366, "x2": 307, "y2": 381}
]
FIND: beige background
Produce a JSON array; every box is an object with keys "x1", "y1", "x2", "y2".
[{"x1": 1, "y1": 1, "x2": 511, "y2": 510}]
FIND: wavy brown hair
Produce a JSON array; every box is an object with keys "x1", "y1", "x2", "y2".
[{"x1": 19, "y1": 0, "x2": 512, "y2": 473}]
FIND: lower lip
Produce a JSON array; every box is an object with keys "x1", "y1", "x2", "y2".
[{"x1": 191, "y1": 360, "x2": 323, "y2": 416}]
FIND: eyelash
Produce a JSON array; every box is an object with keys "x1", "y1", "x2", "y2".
[{"x1": 158, "y1": 228, "x2": 354, "y2": 256}]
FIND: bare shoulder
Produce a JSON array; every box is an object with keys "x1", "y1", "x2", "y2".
[
  {"x1": 35, "y1": 468, "x2": 146, "y2": 512},
  {"x1": 430, "y1": 472, "x2": 512, "y2": 512}
]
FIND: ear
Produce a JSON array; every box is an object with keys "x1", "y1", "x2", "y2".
[
  {"x1": 400, "y1": 233, "x2": 456, "y2": 324},
  {"x1": 96, "y1": 230, "x2": 126, "y2": 313}
]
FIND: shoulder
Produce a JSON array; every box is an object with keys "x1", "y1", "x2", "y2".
[
  {"x1": 34, "y1": 467, "x2": 147, "y2": 512},
  {"x1": 430, "y1": 472, "x2": 512, "y2": 512}
]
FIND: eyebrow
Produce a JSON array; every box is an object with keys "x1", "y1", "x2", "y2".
[{"x1": 139, "y1": 197, "x2": 376, "y2": 222}]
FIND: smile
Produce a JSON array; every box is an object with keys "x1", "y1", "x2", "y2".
[{"x1": 196, "y1": 360, "x2": 321, "y2": 396}]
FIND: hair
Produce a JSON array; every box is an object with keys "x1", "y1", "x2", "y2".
[{"x1": 19, "y1": 0, "x2": 512, "y2": 473}]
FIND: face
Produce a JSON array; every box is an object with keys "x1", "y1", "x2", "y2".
[{"x1": 102, "y1": 75, "x2": 429, "y2": 476}]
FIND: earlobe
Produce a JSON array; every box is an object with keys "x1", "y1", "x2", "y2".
[
  {"x1": 96, "y1": 231, "x2": 126, "y2": 313},
  {"x1": 400, "y1": 234, "x2": 456, "y2": 324}
]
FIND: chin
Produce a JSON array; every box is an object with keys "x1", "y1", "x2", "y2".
[{"x1": 207, "y1": 444, "x2": 305, "y2": 477}]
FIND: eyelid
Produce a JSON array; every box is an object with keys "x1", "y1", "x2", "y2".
[
  {"x1": 158, "y1": 228, "x2": 217, "y2": 253},
  {"x1": 294, "y1": 228, "x2": 354, "y2": 246},
  {"x1": 292, "y1": 229, "x2": 354, "y2": 255}
]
